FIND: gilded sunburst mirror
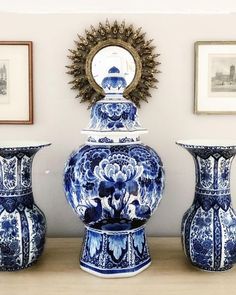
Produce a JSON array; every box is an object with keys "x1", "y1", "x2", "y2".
[{"x1": 67, "y1": 20, "x2": 160, "y2": 107}]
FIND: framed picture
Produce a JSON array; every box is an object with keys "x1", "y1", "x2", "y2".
[
  {"x1": 0, "y1": 41, "x2": 33, "y2": 124},
  {"x1": 195, "y1": 41, "x2": 236, "y2": 114}
]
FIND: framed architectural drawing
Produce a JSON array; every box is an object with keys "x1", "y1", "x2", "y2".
[
  {"x1": 0, "y1": 41, "x2": 33, "y2": 124},
  {"x1": 195, "y1": 41, "x2": 236, "y2": 114}
]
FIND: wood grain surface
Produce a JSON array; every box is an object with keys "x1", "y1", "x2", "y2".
[{"x1": 1, "y1": 238, "x2": 235, "y2": 295}]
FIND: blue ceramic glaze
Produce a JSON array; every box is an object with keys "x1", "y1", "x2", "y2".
[
  {"x1": 64, "y1": 144, "x2": 164, "y2": 228},
  {"x1": 101, "y1": 66, "x2": 127, "y2": 93},
  {"x1": 80, "y1": 226, "x2": 151, "y2": 277},
  {"x1": 64, "y1": 68, "x2": 164, "y2": 277},
  {"x1": 0, "y1": 142, "x2": 50, "y2": 271},
  {"x1": 177, "y1": 140, "x2": 236, "y2": 271}
]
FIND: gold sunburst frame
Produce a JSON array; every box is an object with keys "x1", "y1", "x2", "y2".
[{"x1": 67, "y1": 20, "x2": 160, "y2": 107}]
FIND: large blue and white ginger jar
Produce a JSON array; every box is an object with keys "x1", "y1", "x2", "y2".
[
  {"x1": 64, "y1": 67, "x2": 165, "y2": 277},
  {"x1": 0, "y1": 141, "x2": 50, "y2": 271},
  {"x1": 177, "y1": 139, "x2": 236, "y2": 271}
]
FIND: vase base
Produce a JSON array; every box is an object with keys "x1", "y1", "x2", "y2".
[
  {"x1": 0, "y1": 261, "x2": 36, "y2": 272},
  {"x1": 80, "y1": 260, "x2": 151, "y2": 278},
  {"x1": 80, "y1": 225, "x2": 151, "y2": 278},
  {"x1": 190, "y1": 262, "x2": 233, "y2": 272}
]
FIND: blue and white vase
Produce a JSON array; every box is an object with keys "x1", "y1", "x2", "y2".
[
  {"x1": 176, "y1": 139, "x2": 236, "y2": 271},
  {"x1": 64, "y1": 67, "x2": 165, "y2": 277},
  {"x1": 0, "y1": 141, "x2": 50, "y2": 271}
]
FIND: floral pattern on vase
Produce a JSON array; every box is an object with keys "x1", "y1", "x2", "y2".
[
  {"x1": 177, "y1": 141, "x2": 236, "y2": 271},
  {"x1": 88, "y1": 102, "x2": 141, "y2": 131},
  {"x1": 0, "y1": 142, "x2": 50, "y2": 271},
  {"x1": 80, "y1": 226, "x2": 150, "y2": 276},
  {"x1": 64, "y1": 67, "x2": 165, "y2": 277},
  {"x1": 65, "y1": 144, "x2": 164, "y2": 229}
]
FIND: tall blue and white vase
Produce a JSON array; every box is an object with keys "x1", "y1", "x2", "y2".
[
  {"x1": 0, "y1": 142, "x2": 50, "y2": 271},
  {"x1": 64, "y1": 67, "x2": 165, "y2": 278},
  {"x1": 176, "y1": 140, "x2": 236, "y2": 271}
]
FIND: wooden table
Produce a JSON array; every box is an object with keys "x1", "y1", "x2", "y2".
[{"x1": 1, "y1": 238, "x2": 236, "y2": 295}]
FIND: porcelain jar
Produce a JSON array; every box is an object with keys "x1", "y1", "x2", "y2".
[
  {"x1": 0, "y1": 141, "x2": 50, "y2": 271},
  {"x1": 64, "y1": 67, "x2": 165, "y2": 277},
  {"x1": 177, "y1": 139, "x2": 236, "y2": 271}
]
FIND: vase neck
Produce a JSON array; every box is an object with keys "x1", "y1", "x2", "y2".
[
  {"x1": 0, "y1": 149, "x2": 39, "y2": 197},
  {"x1": 190, "y1": 149, "x2": 235, "y2": 192}
]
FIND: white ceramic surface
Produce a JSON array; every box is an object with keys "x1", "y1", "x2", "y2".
[
  {"x1": 176, "y1": 139, "x2": 236, "y2": 148},
  {"x1": 0, "y1": 141, "x2": 51, "y2": 149}
]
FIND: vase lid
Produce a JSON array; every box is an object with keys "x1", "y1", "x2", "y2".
[
  {"x1": 82, "y1": 66, "x2": 148, "y2": 144},
  {"x1": 101, "y1": 66, "x2": 127, "y2": 98}
]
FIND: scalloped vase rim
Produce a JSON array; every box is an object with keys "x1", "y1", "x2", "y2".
[
  {"x1": 0, "y1": 141, "x2": 51, "y2": 149},
  {"x1": 176, "y1": 139, "x2": 236, "y2": 148}
]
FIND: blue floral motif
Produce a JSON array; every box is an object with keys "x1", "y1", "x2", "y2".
[
  {"x1": 195, "y1": 216, "x2": 211, "y2": 228},
  {"x1": 192, "y1": 239, "x2": 213, "y2": 267},
  {"x1": 1, "y1": 217, "x2": 18, "y2": 239},
  {"x1": 64, "y1": 144, "x2": 164, "y2": 227},
  {"x1": 89, "y1": 102, "x2": 139, "y2": 131},
  {"x1": 199, "y1": 158, "x2": 213, "y2": 188},
  {"x1": 87, "y1": 231, "x2": 102, "y2": 258},
  {"x1": 219, "y1": 158, "x2": 231, "y2": 189},
  {"x1": 119, "y1": 137, "x2": 135, "y2": 143},
  {"x1": 21, "y1": 156, "x2": 31, "y2": 187},
  {"x1": 94, "y1": 156, "x2": 142, "y2": 202},
  {"x1": 133, "y1": 229, "x2": 145, "y2": 254},
  {"x1": 98, "y1": 137, "x2": 113, "y2": 143},
  {"x1": 87, "y1": 136, "x2": 96, "y2": 143},
  {"x1": 108, "y1": 235, "x2": 127, "y2": 261},
  {"x1": 2, "y1": 157, "x2": 17, "y2": 189}
]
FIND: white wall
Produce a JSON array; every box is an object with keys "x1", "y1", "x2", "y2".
[
  {"x1": 1, "y1": 12, "x2": 236, "y2": 237},
  {"x1": 1, "y1": 0, "x2": 236, "y2": 13}
]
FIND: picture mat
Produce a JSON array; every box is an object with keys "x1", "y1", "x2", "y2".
[
  {"x1": 0, "y1": 45, "x2": 29, "y2": 120},
  {"x1": 208, "y1": 54, "x2": 236, "y2": 97},
  {"x1": 0, "y1": 60, "x2": 9, "y2": 103}
]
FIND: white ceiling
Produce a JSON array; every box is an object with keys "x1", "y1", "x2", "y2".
[{"x1": 1, "y1": 0, "x2": 236, "y2": 14}]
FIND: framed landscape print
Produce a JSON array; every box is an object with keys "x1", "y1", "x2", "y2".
[
  {"x1": 195, "y1": 41, "x2": 236, "y2": 114},
  {"x1": 0, "y1": 41, "x2": 33, "y2": 124}
]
